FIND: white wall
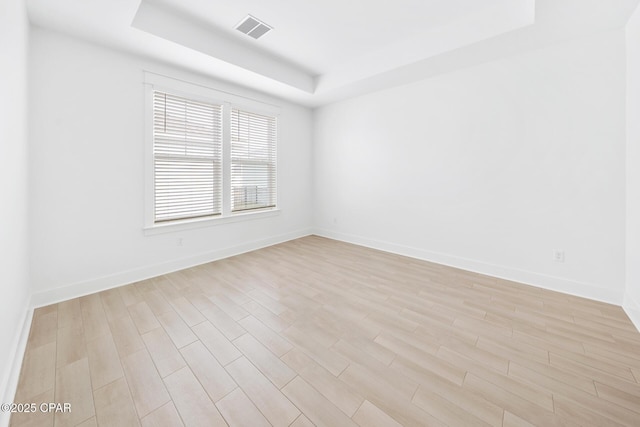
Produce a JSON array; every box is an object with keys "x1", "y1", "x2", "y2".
[
  {"x1": 314, "y1": 29, "x2": 627, "y2": 304},
  {"x1": 0, "y1": 0, "x2": 32, "y2": 417},
  {"x1": 29, "y1": 28, "x2": 313, "y2": 303},
  {"x1": 625, "y1": 5, "x2": 640, "y2": 328}
]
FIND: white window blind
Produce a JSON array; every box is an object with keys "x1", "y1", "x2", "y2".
[
  {"x1": 231, "y1": 108, "x2": 277, "y2": 212},
  {"x1": 153, "y1": 91, "x2": 222, "y2": 222}
]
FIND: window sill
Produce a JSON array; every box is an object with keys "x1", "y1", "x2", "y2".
[{"x1": 143, "y1": 208, "x2": 281, "y2": 236}]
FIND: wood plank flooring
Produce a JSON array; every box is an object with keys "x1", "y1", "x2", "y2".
[{"x1": 10, "y1": 236, "x2": 640, "y2": 426}]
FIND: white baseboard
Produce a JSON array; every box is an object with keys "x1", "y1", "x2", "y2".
[
  {"x1": 314, "y1": 228, "x2": 624, "y2": 306},
  {"x1": 30, "y1": 228, "x2": 313, "y2": 308},
  {"x1": 0, "y1": 304, "x2": 33, "y2": 427},
  {"x1": 623, "y1": 292, "x2": 640, "y2": 332}
]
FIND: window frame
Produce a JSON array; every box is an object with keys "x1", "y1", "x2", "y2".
[{"x1": 143, "y1": 72, "x2": 280, "y2": 235}]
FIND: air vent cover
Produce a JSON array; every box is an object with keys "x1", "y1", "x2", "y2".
[{"x1": 235, "y1": 15, "x2": 272, "y2": 39}]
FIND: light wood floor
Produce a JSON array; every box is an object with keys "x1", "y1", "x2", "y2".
[{"x1": 11, "y1": 236, "x2": 640, "y2": 426}]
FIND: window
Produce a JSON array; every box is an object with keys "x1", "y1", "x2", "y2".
[
  {"x1": 145, "y1": 73, "x2": 279, "y2": 231},
  {"x1": 153, "y1": 91, "x2": 223, "y2": 222},
  {"x1": 231, "y1": 108, "x2": 277, "y2": 212}
]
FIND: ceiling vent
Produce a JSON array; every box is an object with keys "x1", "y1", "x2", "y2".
[{"x1": 235, "y1": 15, "x2": 273, "y2": 39}]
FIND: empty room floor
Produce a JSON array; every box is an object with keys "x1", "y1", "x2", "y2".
[{"x1": 10, "y1": 236, "x2": 640, "y2": 426}]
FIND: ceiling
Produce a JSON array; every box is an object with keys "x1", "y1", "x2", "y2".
[{"x1": 26, "y1": 0, "x2": 640, "y2": 107}]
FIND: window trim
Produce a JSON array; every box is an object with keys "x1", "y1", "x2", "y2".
[{"x1": 143, "y1": 72, "x2": 280, "y2": 235}]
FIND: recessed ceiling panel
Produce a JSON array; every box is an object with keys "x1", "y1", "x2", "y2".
[
  {"x1": 146, "y1": 0, "x2": 529, "y2": 75},
  {"x1": 132, "y1": 0, "x2": 535, "y2": 94}
]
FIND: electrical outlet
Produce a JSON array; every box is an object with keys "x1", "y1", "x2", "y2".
[{"x1": 553, "y1": 249, "x2": 565, "y2": 263}]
